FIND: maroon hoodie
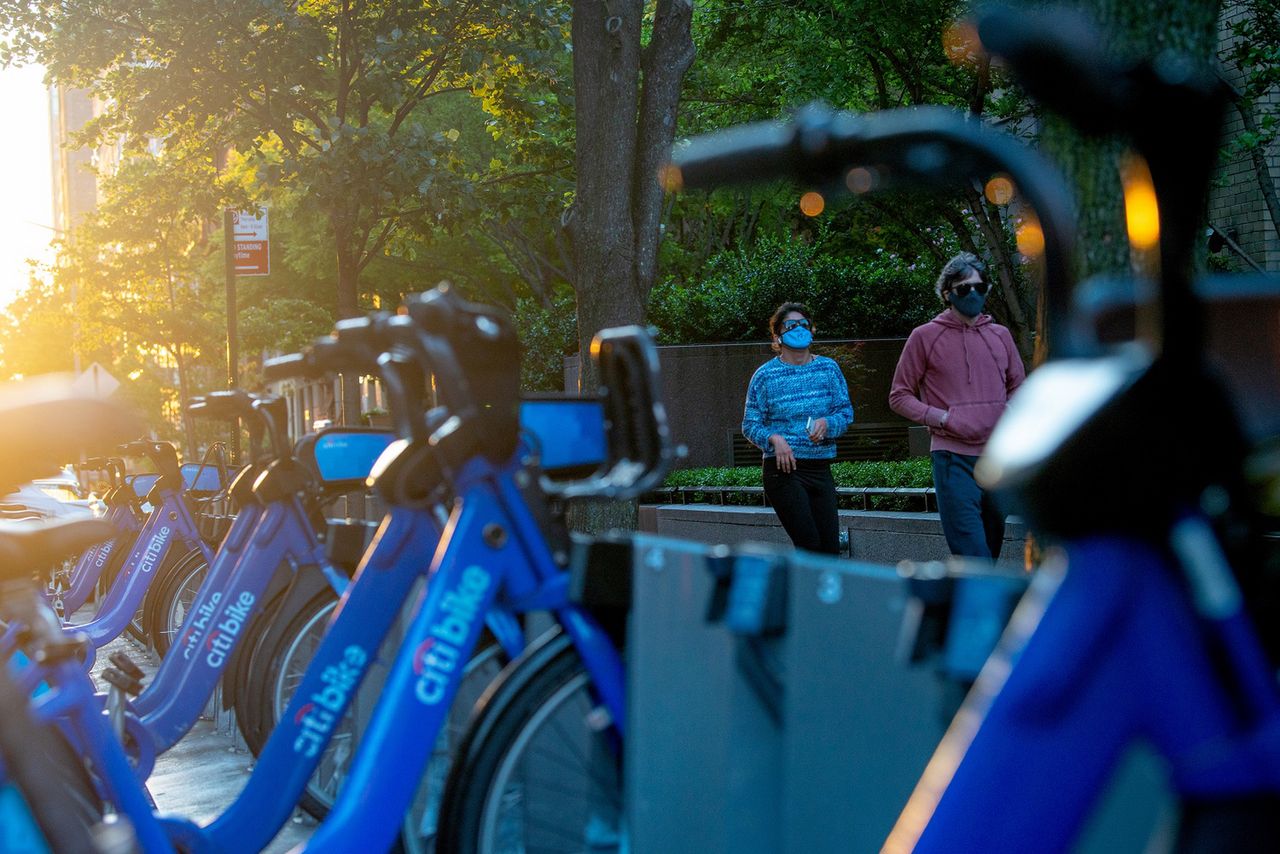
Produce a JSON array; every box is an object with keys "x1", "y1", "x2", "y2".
[{"x1": 889, "y1": 309, "x2": 1026, "y2": 455}]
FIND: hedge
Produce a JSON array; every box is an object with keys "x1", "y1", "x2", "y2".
[{"x1": 660, "y1": 457, "x2": 934, "y2": 511}]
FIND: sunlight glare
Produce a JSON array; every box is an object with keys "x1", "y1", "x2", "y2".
[{"x1": 0, "y1": 63, "x2": 54, "y2": 312}]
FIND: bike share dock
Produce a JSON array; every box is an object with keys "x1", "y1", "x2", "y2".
[{"x1": 622, "y1": 534, "x2": 1176, "y2": 852}]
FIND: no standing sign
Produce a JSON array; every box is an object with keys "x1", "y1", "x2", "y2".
[{"x1": 232, "y1": 209, "x2": 270, "y2": 277}]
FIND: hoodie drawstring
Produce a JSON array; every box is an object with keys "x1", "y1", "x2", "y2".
[{"x1": 964, "y1": 327, "x2": 973, "y2": 383}]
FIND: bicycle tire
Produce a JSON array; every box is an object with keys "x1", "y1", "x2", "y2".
[
  {"x1": 232, "y1": 583, "x2": 336, "y2": 758},
  {"x1": 250, "y1": 586, "x2": 507, "y2": 842},
  {"x1": 436, "y1": 631, "x2": 623, "y2": 854},
  {"x1": 225, "y1": 562, "x2": 303, "y2": 753},
  {"x1": 147, "y1": 548, "x2": 208, "y2": 657},
  {"x1": 231, "y1": 594, "x2": 289, "y2": 755},
  {"x1": 121, "y1": 543, "x2": 184, "y2": 647},
  {"x1": 92, "y1": 527, "x2": 138, "y2": 608}
]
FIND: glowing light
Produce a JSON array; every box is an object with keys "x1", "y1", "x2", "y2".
[
  {"x1": 984, "y1": 175, "x2": 1015, "y2": 206},
  {"x1": 127, "y1": 370, "x2": 143, "y2": 381},
  {"x1": 799, "y1": 191, "x2": 825, "y2": 217},
  {"x1": 942, "y1": 19, "x2": 981, "y2": 66},
  {"x1": 846, "y1": 167, "x2": 875, "y2": 194},
  {"x1": 1016, "y1": 217, "x2": 1045, "y2": 257},
  {"x1": 657, "y1": 163, "x2": 683, "y2": 193},
  {"x1": 1121, "y1": 154, "x2": 1160, "y2": 251}
]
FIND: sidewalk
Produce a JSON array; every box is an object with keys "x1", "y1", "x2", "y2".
[{"x1": 89, "y1": 631, "x2": 318, "y2": 852}]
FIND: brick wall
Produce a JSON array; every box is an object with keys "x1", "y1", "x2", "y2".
[{"x1": 1211, "y1": 3, "x2": 1280, "y2": 271}]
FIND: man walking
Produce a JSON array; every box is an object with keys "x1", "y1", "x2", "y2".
[{"x1": 889, "y1": 252, "x2": 1026, "y2": 560}]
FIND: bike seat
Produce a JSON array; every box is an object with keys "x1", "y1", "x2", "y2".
[
  {"x1": 188, "y1": 390, "x2": 256, "y2": 421},
  {"x1": 0, "y1": 518, "x2": 116, "y2": 582},
  {"x1": 0, "y1": 377, "x2": 141, "y2": 492}
]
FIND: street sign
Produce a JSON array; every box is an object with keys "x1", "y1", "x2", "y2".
[
  {"x1": 231, "y1": 208, "x2": 270, "y2": 277},
  {"x1": 71, "y1": 362, "x2": 120, "y2": 398}
]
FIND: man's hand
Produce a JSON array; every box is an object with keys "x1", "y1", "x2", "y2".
[
  {"x1": 808, "y1": 417, "x2": 828, "y2": 442},
  {"x1": 770, "y1": 434, "x2": 796, "y2": 473}
]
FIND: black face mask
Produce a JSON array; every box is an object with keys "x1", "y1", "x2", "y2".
[{"x1": 948, "y1": 289, "x2": 987, "y2": 318}]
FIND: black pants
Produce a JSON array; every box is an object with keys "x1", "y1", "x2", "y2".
[
  {"x1": 930, "y1": 450, "x2": 1005, "y2": 560},
  {"x1": 763, "y1": 458, "x2": 840, "y2": 554}
]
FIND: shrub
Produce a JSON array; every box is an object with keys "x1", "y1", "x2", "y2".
[
  {"x1": 514, "y1": 289, "x2": 578, "y2": 392},
  {"x1": 647, "y1": 236, "x2": 938, "y2": 344},
  {"x1": 660, "y1": 457, "x2": 934, "y2": 510}
]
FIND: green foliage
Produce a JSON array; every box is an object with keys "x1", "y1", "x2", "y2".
[
  {"x1": 514, "y1": 289, "x2": 578, "y2": 391},
  {"x1": 830, "y1": 458, "x2": 934, "y2": 489},
  {"x1": 648, "y1": 234, "x2": 938, "y2": 344},
  {"x1": 661, "y1": 458, "x2": 934, "y2": 509}
]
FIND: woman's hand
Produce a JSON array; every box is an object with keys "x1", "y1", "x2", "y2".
[
  {"x1": 808, "y1": 417, "x2": 828, "y2": 442},
  {"x1": 770, "y1": 434, "x2": 796, "y2": 473}
]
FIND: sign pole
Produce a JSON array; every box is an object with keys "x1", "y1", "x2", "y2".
[{"x1": 223, "y1": 209, "x2": 240, "y2": 465}]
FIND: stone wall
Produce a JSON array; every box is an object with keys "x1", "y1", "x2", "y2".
[
  {"x1": 568, "y1": 337, "x2": 913, "y2": 468},
  {"x1": 639, "y1": 504, "x2": 1027, "y2": 570}
]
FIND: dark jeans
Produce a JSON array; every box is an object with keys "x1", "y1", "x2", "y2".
[
  {"x1": 931, "y1": 451, "x2": 1005, "y2": 560},
  {"x1": 763, "y1": 458, "x2": 840, "y2": 554}
]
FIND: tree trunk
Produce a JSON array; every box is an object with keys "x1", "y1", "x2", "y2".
[
  {"x1": 571, "y1": 0, "x2": 643, "y2": 398},
  {"x1": 569, "y1": 0, "x2": 694, "y2": 534},
  {"x1": 333, "y1": 208, "x2": 363, "y2": 425},
  {"x1": 173, "y1": 345, "x2": 197, "y2": 459},
  {"x1": 633, "y1": 0, "x2": 696, "y2": 297}
]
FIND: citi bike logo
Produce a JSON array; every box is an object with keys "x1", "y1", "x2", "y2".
[
  {"x1": 138, "y1": 526, "x2": 171, "y2": 574},
  {"x1": 203, "y1": 590, "x2": 256, "y2": 668},
  {"x1": 413, "y1": 565, "x2": 491, "y2": 706},
  {"x1": 92, "y1": 539, "x2": 115, "y2": 569},
  {"x1": 292, "y1": 645, "x2": 369, "y2": 759},
  {"x1": 180, "y1": 592, "x2": 222, "y2": 661}
]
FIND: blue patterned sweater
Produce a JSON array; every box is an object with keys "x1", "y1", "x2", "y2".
[{"x1": 742, "y1": 355, "x2": 855, "y2": 460}]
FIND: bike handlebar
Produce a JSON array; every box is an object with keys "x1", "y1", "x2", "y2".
[
  {"x1": 187, "y1": 390, "x2": 254, "y2": 421},
  {"x1": 117, "y1": 440, "x2": 182, "y2": 487},
  {"x1": 262, "y1": 353, "x2": 307, "y2": 382}
]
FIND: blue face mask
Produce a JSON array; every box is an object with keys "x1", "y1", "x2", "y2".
[
  {"x1": 948, "y1": 289, "x2": 987, "y2": 318},
  {"x1": 780, "y1": 326, "x2": 813, "y2": 350}
]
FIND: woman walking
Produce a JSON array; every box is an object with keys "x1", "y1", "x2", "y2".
[{"x1": 742, "y1": 302, "x2": 855, "y2": 554}]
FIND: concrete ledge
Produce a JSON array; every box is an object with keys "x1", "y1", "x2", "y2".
[{"x1": 639, "y1": 505, "x2": 1027, "y2": 569}]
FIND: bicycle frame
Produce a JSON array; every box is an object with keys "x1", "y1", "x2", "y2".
[
  {"x1": 4, "y1": 477, "x2": 529, "y2": 852},
  {"x1": 50, "y1": 502, "x2": 142, "y2": 617},
  {"x1": 0, "y1": 487, "x2": 208, "y2": 671},
  {"x1": 886, "y1": 520, "x2": 1280, "y2": 852},
  {"x1": 21, "y1": 654, "x2": 175, "y2": 854},
  {"x1": 133, "y1": 493, "x2": 337, "y2": 754},
  {"x1": 68, "y1": 487, "x2": 210, "y2": 653},
  {"x1": 301, "y1": 453, "x2": 624, "y2": 854}
]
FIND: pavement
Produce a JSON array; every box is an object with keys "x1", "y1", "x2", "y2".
[{"x1": 88, "y1": 626, "x2": 319, "y2": 853}]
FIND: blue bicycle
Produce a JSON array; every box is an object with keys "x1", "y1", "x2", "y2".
[{"x1": 0, "y1": 287, "x2": 670, "y2": 854}]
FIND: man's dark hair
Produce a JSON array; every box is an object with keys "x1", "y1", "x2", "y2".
[
  {"x1": 935, "y1": 252, "x2": 987, "y2": 302},
  {"x1": 768, "y1": 302, "x2": 813, "y2": 351}
]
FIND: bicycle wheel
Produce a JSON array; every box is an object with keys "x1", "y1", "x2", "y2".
[
  {"x1": 437, "y1": 632, "x2": 623, "y2": 854},
  {"x1": 232, "y1": 601, "x2": 287, "y2": 755},
  {"x1": 255, "y1": 588, "x2": 507, "y2": 836},
  {"x1": 129, "y1": 538, "x2": 185, "y2": 645},
  {"x1": 399, "y1": 639, "x2": 508, "y2": 853},
  {"x1": 147, "y1": 550, "x2": 208, "y2": 657}
]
